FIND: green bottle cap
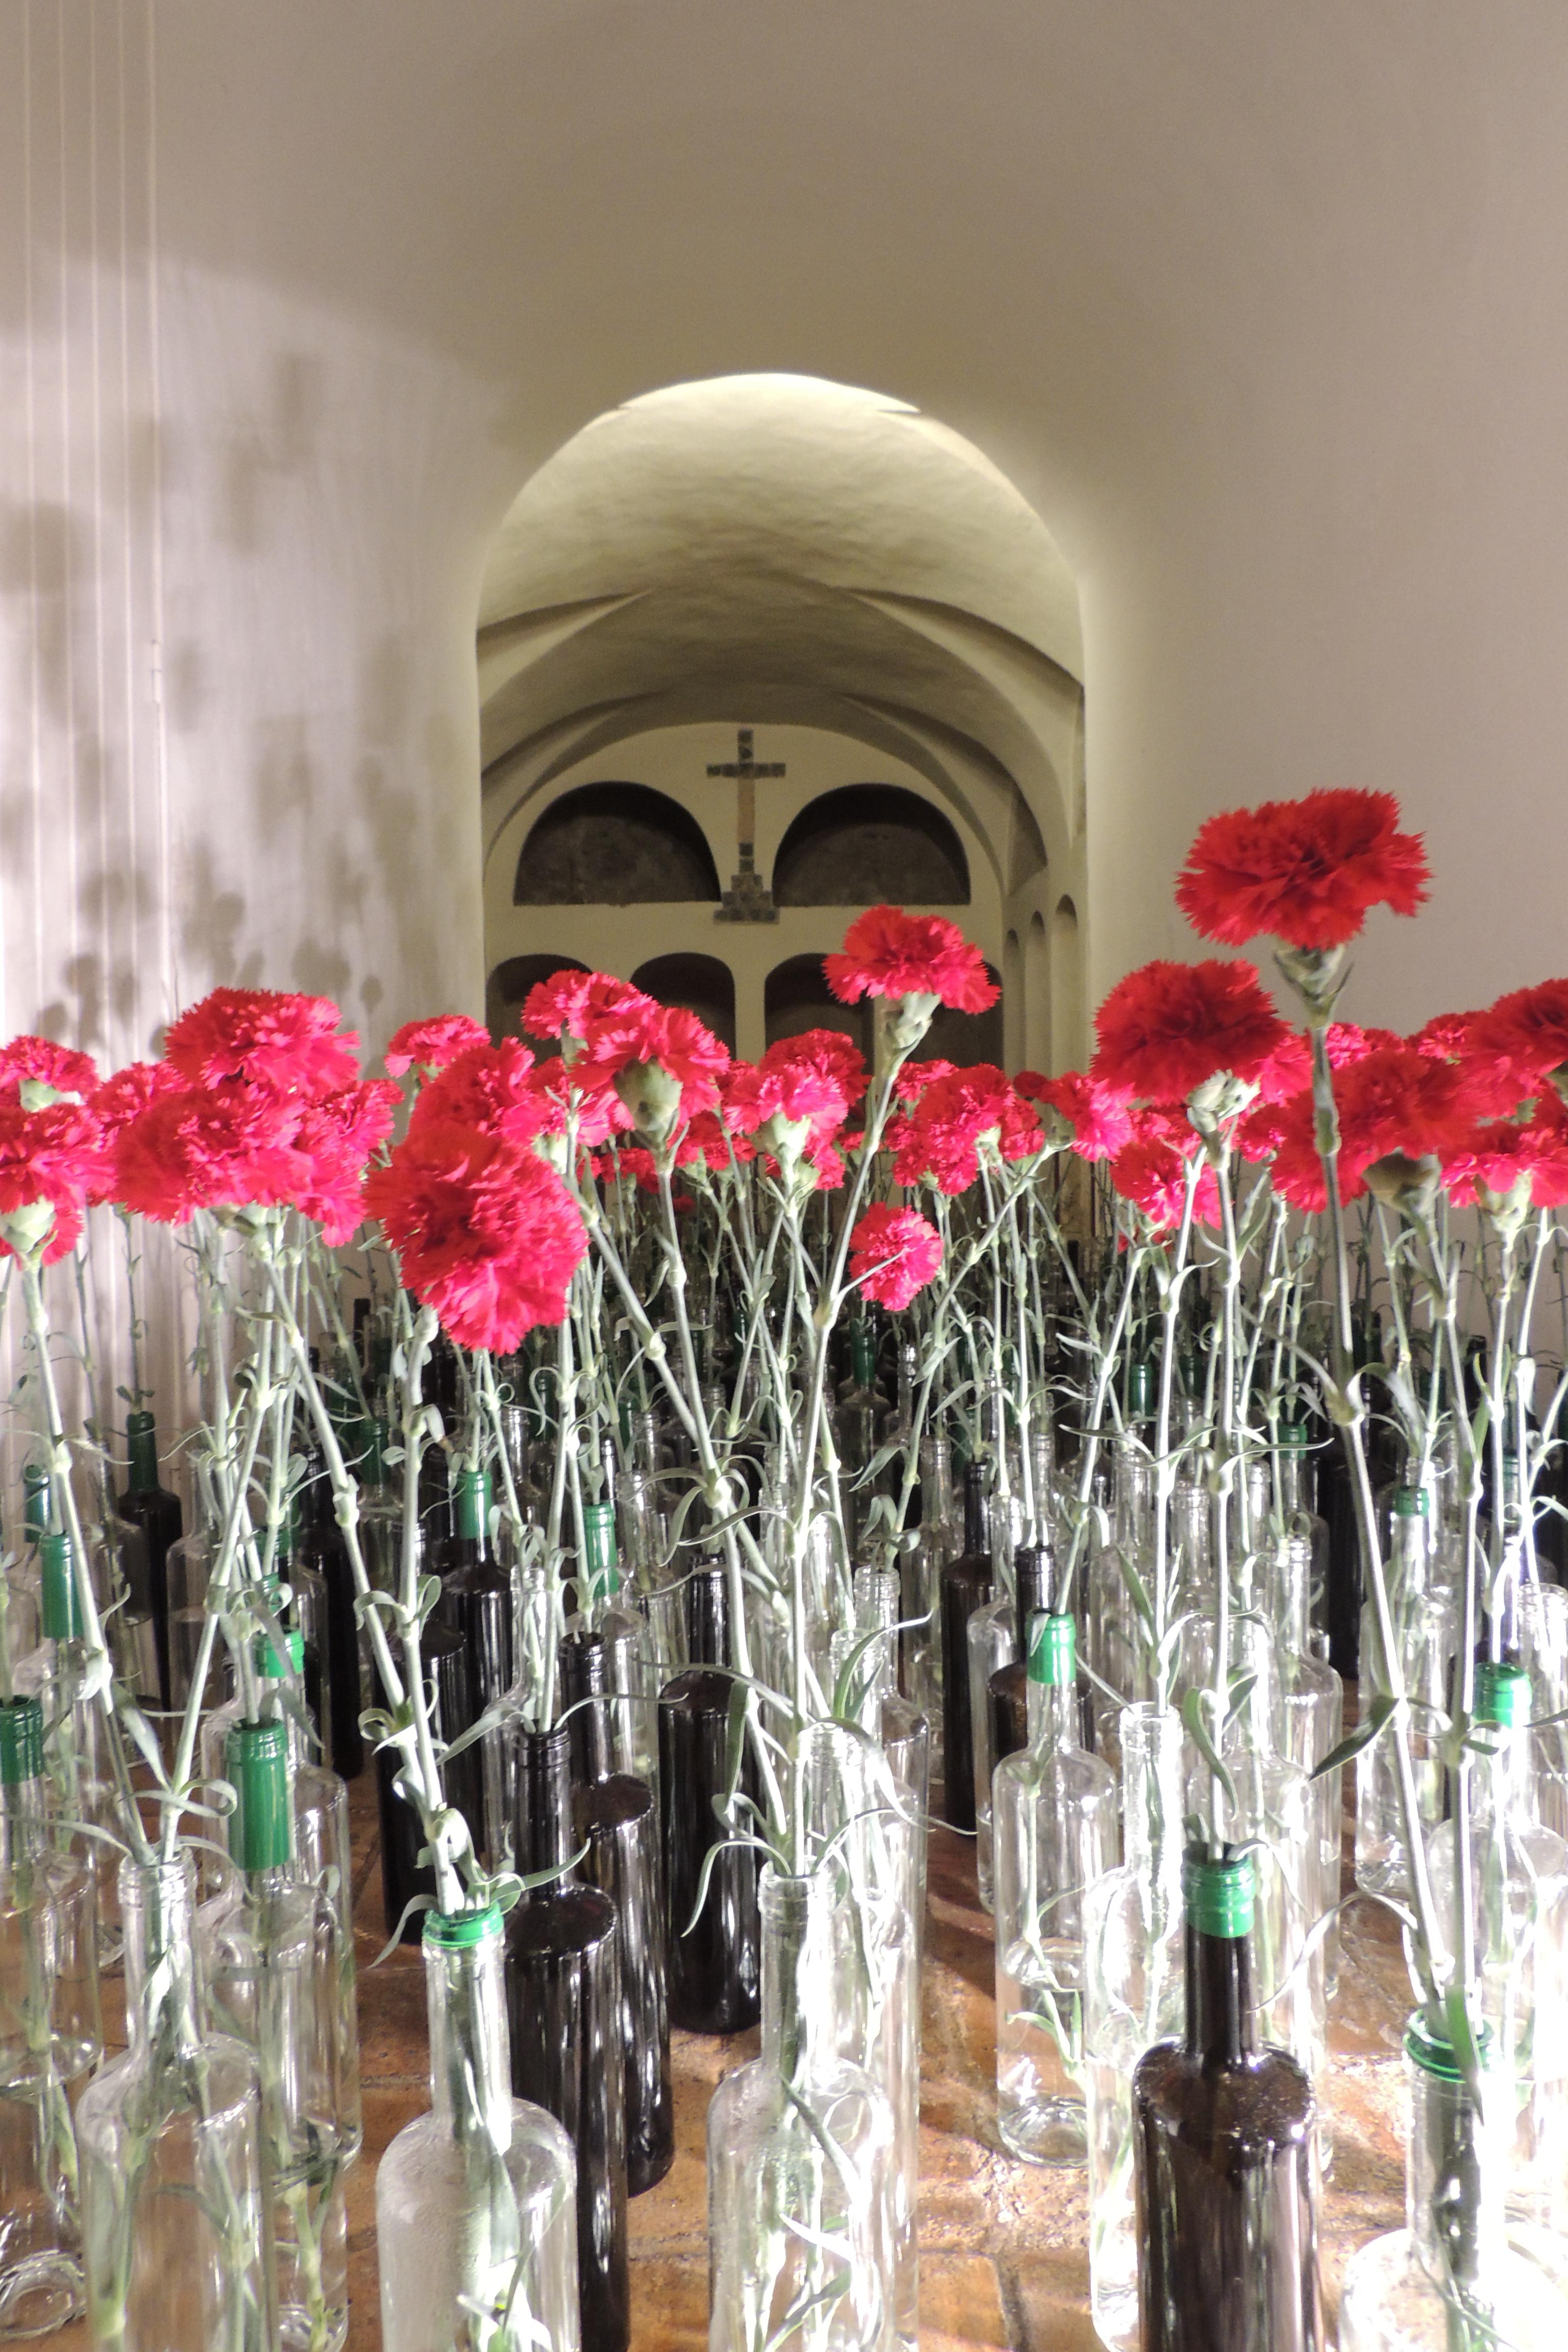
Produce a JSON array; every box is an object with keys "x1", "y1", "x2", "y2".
[
  {"x1": 1278, "y1": 1421, "x2": 1310, "y2": 1452},
  {"x1": 424, "y1": 1903, "x2": 503, "y2": 1950},
  {"x1": 581, "y1": 1501, "x2": 620, "y2": 1596},
  {"x1": 1027, "y1": 1612, "x2": 1077, "y2": 1688},
  {"x1": 349, "y1": 1418, "x2": 383, "y2": 1483},
  {"x1": 0, "y1": 1696, "x2": 44, "y2": 1784},
  {"x1": 224, "y1": 1720, "x2": 291, "y2": 1871},
  {"x1": 21, "y1": 1464, "x2": 51, "y2": 1537},
  {"x1": 1392, "y1": 1486, "x2": 1429, "y2": 1518},
  {"x1": 453, "y1": 1467, "x2": 491, "y2": 1543},
  {"x1": 1404, "y1": 2012, "x2": 1463, "y2": 2081},
  {"x1": 40, "y1": 1531, "x2": 82, "y2": 1640},
  {"x1": 256, "y1": 1624, "x2": 305, "y2": 1680},
  {"x1": 127, "y1": 1410, "x2": 159, "y2": 1493},
  {"x1": 1183, "y1": 1849, "x2": 1255, "y2": 1938},
  {"x1": 1475, "y1": 1660, "x2": 1531, "y2": 1729},
  {"x1": 1128, "y1": 1361, "x2": 1156, "y2": 1420}
]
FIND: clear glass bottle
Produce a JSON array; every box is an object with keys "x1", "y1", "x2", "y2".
[
  {"x1": 0, "y1": 1693, "x2": 102, "y2": 2334},
  {"x1": 968, "y1": 1543, "x2": 1054, "y2": 1909},
  {"x1": 1339, "y1": 2015, "x2": 1568, "y2": 2349},
  {"x1": 1088, "y1": 1436, "x2": 1156, "y2": 1750},
  {"x1": 1273, "y1": 1424, "x2": 1331, "y2": 1658},
  {"x1": 199, "y1": 1720, "x2": 358, "y2": 2352},
  {"x1": 1356, "y1": 1487, "x2": 1456, "y2": 1899},
  {"x1": 836, "y1": 1325, "x2": 891, "y2": 1556},
  {"x1": 164, "y1": 1459, "x2": 221, "y2": 1718},
  {"x1": 1083, "y1": 1703, "x2": 1187, "y2": 2352},
  {"x1": 377, "y1": 1905, "x2": 581, "y2": 2352},
  {"x1": 902, "y1": 1432, "x2": 955, "y2": 1730},
  {"x1": 26, "y1": 1530, "x2": 124, "y2": 1966},
  {"x1": 574, "y1": 1503, "x2": 657, "y2": 1794},
  {"x1": 1133, "y1": 1850, "x2": 1321, "y2": 2351},
  {"x1": 993, "y1": 1613, "x2": 1116, "y2": 2165},
  {"x1": 1427, "y1": 1659, "x2": 1568, "y2": 2234},
  {"x1": 1268, "y1": 1533, "x2": 1345, "y2": 2001},
  {"x1": 78, "y1": 1848, "x2": 270, "y2": 2352},
  {"x1": 707, "y1": 1866, "x2": 898, "y2": 2352},
  {"x1": 436, "y1": 1468, "x2": 515, "y2": 1874}
]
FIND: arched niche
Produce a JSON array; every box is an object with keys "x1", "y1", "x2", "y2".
[
  {"x1": 764, "y1": 952, "x2": 871, "y2": 1062},
  {"x1": 1050, "y1": 897, "x2": 1083, "y2": 1071},
  {"x1": 771, "y1": 785, "x2": 969, "y2": 907},
  {"x1": 513, "y1": 782, "x2": 721, "y2": 905},
  {"x1": 487, "y1": 952, "x2": 590, "y2": 1051},
  {"x1": 1026, "y1": 910, "x2": 1050, "y2": 1070},
  {"x1": 631, "y1": 952, "x2": 737, "y2": 1057}
]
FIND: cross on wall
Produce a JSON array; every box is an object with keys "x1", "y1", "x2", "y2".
[{"x1": 709, "y1": 727, "x2": 785, "y2": 924}]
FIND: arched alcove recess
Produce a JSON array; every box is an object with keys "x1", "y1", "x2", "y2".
[
  {"x1": 764, "y1": 952, "x2": 871, "y2": 1062},
  {"x1": 513, "y1": 783, "x2": 721, "y2": 905},
  {"x1": 918, "y1": 962, "x2": 1005, "y2": 1069},
  {"x1": 487, "y1": 952, "x2": 589, "y2": 1050},
  {"x1": 631, "y1": 952, "x2": 737, "y2": 1056},
  {"x1": 1050, "y1": 898, "x2": 1083, "y2": 1071},
  {"x1": 1026, "y1": 911, "x2": 1050, "y2": 1070},
  {"x1": 772, "y1": 785, "x2": 969, "y2": 906},
  {"x1": 1003, "y1": 928, "x2": 1024, "y2": 1069}
]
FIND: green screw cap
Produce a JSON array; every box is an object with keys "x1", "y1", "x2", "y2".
[
  {"x1": 1475, "y1": 1660, "x2": 1531, "y2": 1730},
  {"x1": 0, "y1": 1696, "x2": 44, "y2": 1784},
  {"x1": 581, "y1": 1501, "x2": 620, "y2": 1597},
  {"x1": 1027, "y1": 1612, "x2": 1077, "y2": 1688},
  {"x1": 40, "y1": 1531, "x2": 82, "y2": 1640},
  {"x1": 225, "y1": 1720, "x2": 291, "y2": 1872},
  {"x1": 453, "y1": 1466, "x2": 491, "y2": 1544},
  {"x1": 22, "y1": 1464, "x2": 51, "y2": 1538},
  {"x1": 1183, "y1": 1849, "x2": 1255, "y2": 1939},
  {"x1": 1128, "y1": 1361, "x2": 1156, "y2": 1421},
  {"x1": 1393, "y1": 1486, "x2": 1429, "y2": 1518},
  {"x1": 255, "y1": 1624, "x2": 305, "y2": 1680},
  {"x1": 850, "y1": 1325, "x2": 878, "y2": 1387},
  {"x1": 1277, "y1": 1421, "x2": 1310, "y2": 1452},
  {"x1": 424, "y1": 1903, "x2": 503, "y2": 1950},
  {"x1": 1405, "y1": 2012, "x2": 1462, "y2": 2081}
]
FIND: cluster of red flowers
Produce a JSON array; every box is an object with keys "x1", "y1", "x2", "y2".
[
  {"x1": 848, "y1": 1204, "x2": 943, "y2": 1311},
  {"x1": 1177, "y1": 788, "x2": 1430, "y2": 951},
  {"x1": 889, "y1": 1064, "x2": 1041, "y2": 1194}
]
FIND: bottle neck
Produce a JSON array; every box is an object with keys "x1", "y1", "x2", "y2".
[
  {"x1": 558, "y1": 1631, "x2": 614, "y2": 1785},
  {"x1": 1275, "y1": 1534, "x2": 1314, "y2": 1653},
  {"x1": 426, "y1": 1927, "x2": 513, "y2": 2149},
  {"x1": 1276, "y1": 1443, "x2": 1309, "y2": 1518},
  {"x1": 127, "y1": 1414, "x2": 160, "y2": 1495},
  {"x1": 0, "y1": 1774, "x2": 47, "y2": 1868},
  {"x1": 1026, "y1": 1680, "x2": 1081, "y2": 1753},
  {"x1": 962, "y1": 1464, "x2": 990, "y2": 1558},
  {"x1": 1119, "y1": 1706, "x2": 1186, "y2": 1888},
  {"x1": 515, "y1": 1727, "x2": 575, "y2": 1879},
  {"x1": 758, "y1": 1871, "x2": 825, "y2": 2086},
  {"x1": 1185, "y1": 1923, "x2": 1255, "y2": 2064},
  {"x1": 120, "y1": 1855, "x2": 205, "y2": 2057},
  {"x1": 686, "y1": 1566, "x2": 729, "y2": 1667}
]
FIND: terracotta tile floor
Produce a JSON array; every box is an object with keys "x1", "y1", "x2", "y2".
[{"x1": 335, "y1": 1768, "x2": 1411, "y2": 2350}]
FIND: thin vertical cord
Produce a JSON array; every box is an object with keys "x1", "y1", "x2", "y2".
[
  {"x1": 144, "y1": 0, "x2": 172, "y2": 1032},
  {"x1": 89, "y1": 2, "x2": 109, "y2": 1059},
  {"x1": 117, "y1": 0, "x2": 140, "y2": 1051},
  {"x1": 57, "y1": 0, "x2": 80, "y2": 1001},
  {"x1": 21, "y1": 0, "x2": 41, "y2": 1035}
]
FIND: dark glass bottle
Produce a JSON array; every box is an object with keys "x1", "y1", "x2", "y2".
[
  {"x1": 376, "y1": 1620, "x2": 474, "y2": 1942},
  {"x1": 985, "y1": 1545, "x2": 1055, "y2": 1772},
  {"x1": 436, "y1": 1467, "x2": 514, "y2": 1869},
  {"x1": 658, "y1": 1564, "x2": 761, "y2": 2034},
  {"x1": 297, "y1": 1447, "x2": 363, "y2": 1781},
  {"x1": 940, "y1": 1461, "x2": 993, "y2": 1831},
  {"x1": 116, "y1": 1410, "x2": 183, "y2": 1710},
  {"x1": 505, "y1": 1724, "x2": 629, "y2": 2352},
  {"x1": 559, "y1": 1629, "x2": 673, "y2": 2196},
  {"x1": 1134, "y1": 1850, "x2": 1322, "y2": 2352}
]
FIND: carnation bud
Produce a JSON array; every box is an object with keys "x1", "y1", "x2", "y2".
[
  {"x1": 756, "y1": 1110, "x2": 813, "y2": 1167},
  {"x1": 1186, "y1": 1071, "x2": 1256, "y2": 1134},
  {"x1": 1477, "y1": 1169, "x2": 1534, "y2": 1241},
  {"x1": 0, "y1": 1199, "x2": 57, "y2": 1260},
  {"x1": 614, "y1": 1057, "x2": 683, "y2": 1144},
  {"x1": 1274, "y1": 943, "x2": 1351, "y2": 1023},
  {"x1": 881, "y1": 991, "x2": 939, "y2": 1059}
]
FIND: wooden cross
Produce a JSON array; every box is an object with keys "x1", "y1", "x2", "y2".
[{"x1": 707, "y1": 727, "x2": 785, "y2": 874}]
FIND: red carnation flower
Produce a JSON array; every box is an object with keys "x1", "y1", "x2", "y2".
[
  {"x1": 521, "y1": 970, "x2": 652, "y2": 1044},
  {"x1": 290, "y1": 1081, "x2": 401, "y2": 1243},
  {"x1": 0, "y1": 1098, "x2": 105, "y2": 1263},
  {"x1": 112, "y1": 1083, "x2": 309, "y2": 1225},
  {"x1": 164, "y1": 988, "x2": 359, "y2": 1100},
  {"x1": 849, "y1": 1204, "x2": 943, "y2": 1311},
  {"x1": 384, "y1": 1014, "x2": 489, "y2": 1077},
  {"x1": 824, "y1": 907, "x2": 997, "y2": 1014},
  {"x1": 893, "y1": 1059, "x2": 958, "y2": 1106},
  {"x1": 1177, "y1": 789, "x2": 1430, "y2": 950},
  {"x1": 1108, "y1": 1120, "x2": 1221, "y2": 1233},
  {"x1": 575, "y1": 1002, "x2": 729, "y2": 1135},
  {"x1": 682, "y1": 1109, "x2": 754, "y2": 1171},
  {"x1": 893, "y1": 1065, "x2": 1042, "y2": 1194},
  {"x1": 1015, "y1": 1069, "x2": 1136, "y2": 1162},
  {"x1": 1443, "y1": 1111, "x2": 1568, "y2": 1212},
  {"x1": 761, "y1": 1028, "x2": 869, "y2": 1108},
  {"x1": 365, "y1": 1119, "x2": 586, "y2": 1351},
  {"x1": 1469, "y1": 982, "x2": 1568, "y2": 1089},
  {"x1": 410, "y1": 1039, "x2": 562, "y2": 1149},
  {"x1": 1093, "y1": 960, "x2": 1287, "y2": 1103},
  {"x1": 0, "y1": 1036, "x2": 100, "y2": 1105}
]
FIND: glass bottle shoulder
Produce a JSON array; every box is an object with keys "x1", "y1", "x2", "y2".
[{"x1": 994, "y1": 1736, "x2": 1115, "y2": 1814}]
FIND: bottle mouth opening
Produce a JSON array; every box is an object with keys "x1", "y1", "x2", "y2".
[{"x1": 424, "y1": 1904, "x2": 503, "y2": 1951}]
